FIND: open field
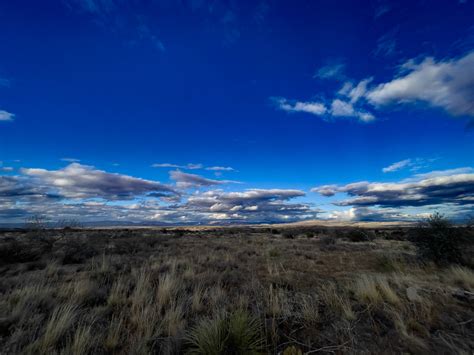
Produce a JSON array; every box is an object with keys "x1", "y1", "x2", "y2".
[{"x1": 1, "y1": 225, "x2": 473, "y2": 354}]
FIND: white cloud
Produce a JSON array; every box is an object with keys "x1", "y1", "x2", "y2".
[
  {"x1": 382, "y1": 159, "x2": 412, "y2": 173},
  {"x1": 330, "y1": 99, "x2": 375, "y2": 122},
  {"x1": 0, "y1": 164, "x2": 321, "y2": 225},
  {"x1": 411, "y1": 167, "x2": 474, "y2": 180},
  {"x1": 0, "y1": 167, "x2": 14, "y2": 172},
  {"x1": 274, "y1": 97, "x2": 327, "y2": 116},
  {"x1": 152, "y1": 163, "x2": 181, "y2": 168},
  {"x1": 347, "y1": 78, "x2": 372, "y2": 103},
  {"x1": 327, "y1": 208, "x2": 356, "y2": 221},
  {"x1": 61, "y1": 158, "x2": 81, "y2": 163},
  {"x1": 186, "y1": 163, "x2": 203, "y2": 170},
  {"x1": 274, "y1": 96, "x2": 375, "y2": 122},
  {"x1": 366, "y1": 52, "x2": 474, "y2": 116},
  {"x1": 312, "y1": 168, "x2": 474, "y2": 209},
  {"x1": 21, "y1": 163, "x2": 176, "y2": 200},
  {"x1": 170, "y1": 170, "x2": 238, "y2": 189},
  {"x1": 382, "y1": 157, "x2": 437, "y2": 173},
  {"x1": 206, "y1": 166, "x2": 235, "y2": 171},
  {"x1": 314, "y1": 63, "x2": 346, "y2": 80},
  {"x1": 0, "y1": 110, "x2": 14, "y2": 121},
  {"x1": 331, "y1": 99, "x2": 355, "y2": 116},
  {"x1": 358, "y1": 112, "x2": 375, "y2": 122},
  {"x1": 183, "y1": 188, "x2": 315, "y2": 223},
  {"x1": 152, "y1": 163, "x2": 203, "y2": 170}
]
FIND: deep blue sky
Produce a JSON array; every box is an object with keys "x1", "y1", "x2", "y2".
[{"x1": 0, "y1": 0, "x2": 473, "y2": 224}]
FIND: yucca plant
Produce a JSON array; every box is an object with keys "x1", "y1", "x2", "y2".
[{"x1": 186, "y1": 310, "x2": 264, "y2": 354}]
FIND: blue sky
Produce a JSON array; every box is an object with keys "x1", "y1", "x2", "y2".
[{"x1": 0, "y1": 0, "x2": 473, "y2": 225}]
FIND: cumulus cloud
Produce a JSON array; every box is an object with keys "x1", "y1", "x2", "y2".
[
  {"x1": 346, "y1": 78, "x2": 373, "y2": 103},
  {"x1": 169, "y1": 170, "x2": 239, "y2": 189},
  {"x1": 0, "y1": 162, "x2": 321, "y2": 225},
  {"x1": 411, "y1": 167, "x2": 474, "y2": 180},
  {"x1": 273, "y1": 97, "x2": 327, "y2": 116},
  {"x1": 366, "y1": 52, "x2": 474, "y2": 116},
  {"x1": 21, "y1": 163, "x2": 176, "y2": 200},
  {"x1": 0, "y1": 176, "x2": 40, "y2": 199},
  {"x1": 274, "y1": 97, "x2": 374, "y2": 122},
  {"x1": 312, "y1": 168, "x2": 474, "y2": 208},
  {"x1": 275, "y1": 51, "x2": 474, "y2": 125},
  {"x1": 0, "y1": 110, "x2": 14, "y2": 121},
  {"x1": 182, "y1": 188, "x2": 315, "y2": 223},
  {"x1": 330, "y1": 99, "x2": 375, "y2": 122},
  {"x1": 326, "y1": 206, "x2": 426, "y2": 222}
]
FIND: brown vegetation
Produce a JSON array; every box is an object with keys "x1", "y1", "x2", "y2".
[{"x1": 0, "y1": 225, "x2": 473, "y2": 354}]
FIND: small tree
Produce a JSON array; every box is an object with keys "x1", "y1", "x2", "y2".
[
  {"x1": 411, "y1": 213, "x2": 463, "y2": 265},
  {"x1": 24, "y1": 214, "x2": 48, "y2": 230}
]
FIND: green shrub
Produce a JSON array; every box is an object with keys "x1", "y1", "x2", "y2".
[
  {"x1": 410, "y1": 213, "x2": 464, "y2": 265},
  {"x1": 320, "y1": 236, "x2": 336, "y2": 246},
  {"x1": 227, "y1": 310, "x2": 263, "y2": 354},
  {"x1": 186, "y1": 313, "x2": 228, "y2": 355},
  {"x1": 186, "y1": 310, "x2": 263, "y2": 354},
  {"x1": 282, "y1": 231, "x2": 294, "y2": 239},
  {"x1": 347, "y1": 229, "x2": 374, "y2": 242}
]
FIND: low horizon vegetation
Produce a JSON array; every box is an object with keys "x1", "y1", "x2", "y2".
[{"x1": 0, "y1": 214, "x2": 473, "y2": 354}]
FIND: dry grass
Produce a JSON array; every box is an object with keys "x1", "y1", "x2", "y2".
[
  {"x1": 32, "y1": 303, "x2": 78, "y2": 352},
  {"x1": 0, "y1": 226, "x2": 473, "y2": 354},
  {"x1": 319, "y1": 282, "x2": 355, "y2": 320},
  {"x1": 446, "y1": 265, "x2": 474, "y2": 289}
]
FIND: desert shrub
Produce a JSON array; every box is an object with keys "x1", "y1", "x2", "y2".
[
  {"x1": 305, "y1": 232, "x2": 314, "y2": 239},
  {"x1": 227, "y1": 310, "x2": 263, "y2": 354},
  {"x1": 186, "y1": 310, "x2": 263, "y2": 354},
  {"x1": 384, "y1": 229, "x2": 406, "y2": 241},
  {"x1": 268, "y1": 247, "x2": 281, "y2": 258},
  {"x1": 24, "y1": 215, "x2": 49, "y2": 231},
  {"x1": 410, "y1": 213, "x2": 464, "y2": 265},
  {"x1": 347, "y1": 229, "x2": 375, "y2": 242},
  {"x1": 282, "y1": 346, "x2": 303, "y2": 355},
  {"x1": 320, "y1": 236, "x2": 336, "y2": 246},
  {"x1": 54, "y1": 239, "x2": 99, "y2": 264},
  {"x1": 282, "y1": 231, "x2": 294, "y2": 239},
  {"x1": 56, "y1": 219, "x2": 83, "y2": 230},
  {"x1": 376, "y1": 254, "x2": 402, "y2": 273},
  {"x1": 0, "y1": 237, "x2": 50, "y2": 264},
  {"x1": 174, "y1": 229, "x2": 185, "y2": 237},
  {"x1": 271, "y1": 229, "x2": 279, "y2": 235}
]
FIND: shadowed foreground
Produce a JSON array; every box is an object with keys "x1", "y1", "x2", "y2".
[{"x1": 1, "y1": 226, "x2": 473, "y2": 354}]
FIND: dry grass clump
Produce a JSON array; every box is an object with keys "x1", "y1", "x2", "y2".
[
  {"x1": 30, "y1": 303, "x2": 78, "y2": 353},
  {"x1": 319, "y1": 282, "x2": 355, "y2": 320},
  {"x1": 445, "y1": 265, "x2": 474, "y2": 289},
  {"x1": 186, "y1": 310, "x2": 263, "y2": 355},
  {"x1": 0, "y1": 225, "x2": 473, "y2": 353},
  {"x1": 352, "y1": 274, "x2": 400, "y2": 306},
  {"x1": 66, "y1": 321, "x2": 95, "y2": 355}
]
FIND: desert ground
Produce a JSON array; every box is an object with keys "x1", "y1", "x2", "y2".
[{"x1": 1, "y1": 223, "x2": 473, "y2": 354}]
